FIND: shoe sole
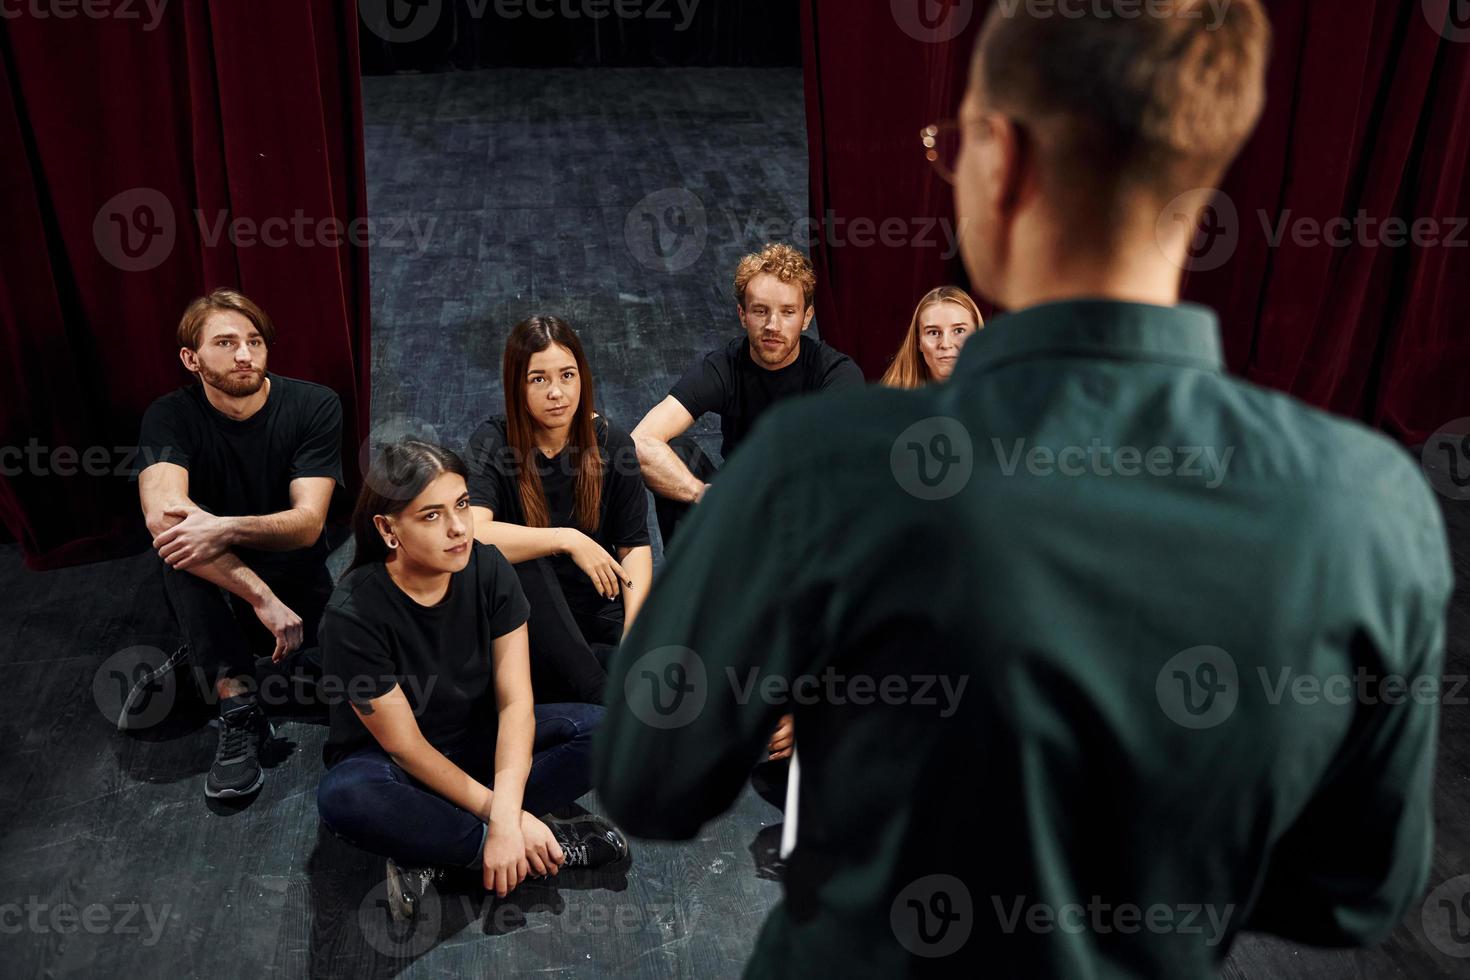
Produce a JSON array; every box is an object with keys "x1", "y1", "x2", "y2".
[{"x1": 116, "y1": 647, "x2": 191, "y2": 732}]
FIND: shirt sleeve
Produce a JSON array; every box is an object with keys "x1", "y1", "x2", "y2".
[
  {"x1": 603, "y1": 423, "x2": 651, "y2": 549},
  {"x1": 320, "y1": 601, "x2": 399, "y2": 704},
  {"x1": 668, "y1": 351, "x2": 729, "y2": 421},
  {"x1": 464, "y1": 421, "x2": 510, "y2": 513},
  {"x1": 593, "y1": 406, "x2": 824, "y2": 839},
  {"x1": 477, "y1": 542, "x2": 531, "y2": 639},
  {"x1": 821, "y1": 349, "x2": 867, "y2": 390},
  {"x1": 290, "y1": 388, "x2": 344, "y2": 484},
  {"x1": 137, "y1": 394, "x2": 195, "y2": 474}
]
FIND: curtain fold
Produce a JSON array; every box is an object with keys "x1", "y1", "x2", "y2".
[{"x1": 0, "y1": 0, "x2": 371, "y2": 569}]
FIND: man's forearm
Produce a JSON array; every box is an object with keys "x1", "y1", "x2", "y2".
[
  {"x1": 634, "y1": 438, "x2": 705, "y2": 502},
  {"x1": 223, "y1": 509, "x2": 323, "y2": 552},
  {"x1": 183, "y1": 550, "x2": 275, "y2": 607}
]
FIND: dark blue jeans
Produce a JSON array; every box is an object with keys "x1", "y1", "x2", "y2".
[{"x1": 317, "y1": 702, "x2": 602, "y2": 868}]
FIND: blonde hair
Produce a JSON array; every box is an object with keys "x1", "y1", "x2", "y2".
[
  {"x1": 176, "y1": 288, "x2": 275, "y2": 351},
  {"x1": 880, "y1": 287, "x2": 984, "y2": 389},
  {"x1": 733, "y1": 243, "x2": 817, "y2": 310}
]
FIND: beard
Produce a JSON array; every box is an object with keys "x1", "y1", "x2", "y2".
[
  {"x1": 751, "y1": 334, "x2": 799, "y2": 367},
  {"x1": 200, "y1": 363, "x2": 267, "y2": 398}
]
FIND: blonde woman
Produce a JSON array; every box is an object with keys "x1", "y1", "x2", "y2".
[{"x1": 879, "y1": 286, "x2": 984, "y2": 388}]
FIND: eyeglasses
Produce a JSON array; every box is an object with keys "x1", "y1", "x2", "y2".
[{"x1": 920, "y1": 120, "x2": 962, "y2": 185}]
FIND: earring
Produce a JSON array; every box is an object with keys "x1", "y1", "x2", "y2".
[{"x1": 387, "y1": 537, "x2": 398, "y2": 549}]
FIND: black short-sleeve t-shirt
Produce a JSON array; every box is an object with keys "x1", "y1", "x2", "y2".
[
  {"x1": 319, "y1": 542, "x2": 531, "y2": 767},
  {"x1": 464, "y1": 415, "x2": 650, "y2": 617},
  {"x1": 669, "y1": 335, "x2": 864, "y2": 458},
  {"x1": 137, "y1": 373, "x2": 343, "y2": 570}
]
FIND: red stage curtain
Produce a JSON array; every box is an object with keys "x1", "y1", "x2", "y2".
[
  {"x1": 802, "y1": 0, "x2": 1470, "y2": 443},
  {"x1": 0, "y1": 0, "x2": 372, "y2": 569}
]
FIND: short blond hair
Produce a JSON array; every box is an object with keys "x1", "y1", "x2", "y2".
[
  {"x1": 733, "y1": 243, "x2": 817, "y2": 310},
  {"x1": 177, "y1": 288, "x2": 275, "y2": 351},
  {"x1": 972, "y1": 0, "x2": 1271, "y2": 208}
]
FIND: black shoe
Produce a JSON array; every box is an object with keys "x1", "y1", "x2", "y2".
[
  {"x1": 205, "y1": 694, "x2": 273, "y2": 799},
  {"x1": 385, "y1": 858, "x2": 441, "y2": 922},
  {"x1": 550, "y1": 816, "x2": 629, "y2": 869}
]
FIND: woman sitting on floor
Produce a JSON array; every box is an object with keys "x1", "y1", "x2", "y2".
[
  {"x1": 464, "y1": 314, "x2": 654, "y2": 706},
  {"x1": 316, "y1": 440, "x2": 626, "y2": 922},
  {"x1": 879, "y1": 286, "x2": 984, "y2": 388}
]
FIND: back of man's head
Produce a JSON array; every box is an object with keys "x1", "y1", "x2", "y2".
[{"x1": 970, "y1": 0, "x2": 1271, "y2": 240}]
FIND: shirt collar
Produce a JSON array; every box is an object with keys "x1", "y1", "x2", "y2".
[{"x1": 955, "y1": 299, "x2": 1225, "y2": 377}]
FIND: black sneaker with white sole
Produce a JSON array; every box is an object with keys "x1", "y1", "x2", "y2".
[
  {"x1": 205, "y1": 694, "x2": 273, "y2": 799},
  {"x1": 549, "y1": 816, "x2": 630, "y2": 869},
  {"x1": 385, "y1": 858, "x2": 441, "y2": 922}
]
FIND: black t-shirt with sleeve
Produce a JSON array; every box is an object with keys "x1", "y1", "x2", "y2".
[
  {"x1": 463, "y1": 415, "x2": 650, "y2": 618},
  {"x1": 669, "y1": 334, "x2": 865, "y2": 459},
  {"x1": 319, "y1": 542, "x2": 531, "y2": 767},
  {"x1": 136, "y1": 373, "x2": 343, "y2": 571}
]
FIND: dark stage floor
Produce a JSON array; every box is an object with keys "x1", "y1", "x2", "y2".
[{"x1": 1, "y1": 68, "x2": 1466, "y2": 979}]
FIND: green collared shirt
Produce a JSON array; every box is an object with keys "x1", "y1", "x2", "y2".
[{"x1": 594, "y1": 300, "x2": 1452, "y2": 979}]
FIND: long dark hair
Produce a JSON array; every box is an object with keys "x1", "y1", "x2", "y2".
[
  {"x1": 502, "y1": 315, "x2": 603, "y2": 531},
  {"x1": 349, "y1": 440, "x2": 468, "y2": 573}
]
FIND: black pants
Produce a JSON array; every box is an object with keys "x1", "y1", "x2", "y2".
[
  {"x1": 514, "y1": 556, "x2": 623, "y2": 706},
  {"x1": 652, "y1": 434, "x2": 721, "y2": 550},
  {"x1": 751, "y1": 756, "x2": 790, "y2": 811},
  {"x1": 159, "y1": 554, "x2": 332, "y2": 686}
]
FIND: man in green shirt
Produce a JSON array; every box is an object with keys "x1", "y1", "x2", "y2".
[{"x1": 594, "y1": 3, "x2": 1454, "y2": 978}]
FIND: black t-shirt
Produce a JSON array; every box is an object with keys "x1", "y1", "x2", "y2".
[
  {"x1": 669, "y1": 334, "x2": 865, "y2": 458},
  {"x1": 137, "y1": 373, "x2": 343, "y2": 571},
  {"x1": 319, "y1": 542, "x2": 531, "y2": 767},
  {"x1": 464, "y1": 415, "x2": 650, "y2": 617}
]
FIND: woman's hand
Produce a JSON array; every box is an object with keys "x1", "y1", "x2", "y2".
[
  {"x1": 558, "y1": 528, "x2": 630, "y2": 600},
  {"x1": 483, "y1": 820, "x2": 529, "y2": 897},
  {"x1": 520, "y1": 812, "x2": 565, "y2": 878}
]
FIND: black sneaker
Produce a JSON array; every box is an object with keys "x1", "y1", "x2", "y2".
[
  {"x1": 205, "y1": 694, "x2": 273, "y2": 799},
  {"x1": 550, "y1": 816, "x2": 629, "y2": 869},
  {"x1": 385, "y1": 858, "x2": 440, "y2": 922}
]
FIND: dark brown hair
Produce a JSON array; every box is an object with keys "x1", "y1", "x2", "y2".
[
  {"x1": 502, "y1": 315, "x2": 602, "y2": 532},
  {"x1": 176, "y1": 288, "x2": 276, "y2": 350},
  {"x1": 972, "y1": 0, "x2": 1271, "y2": 212},
  {"x1": 349, "y1": 440, "x2": 467, "y2": 573}
]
